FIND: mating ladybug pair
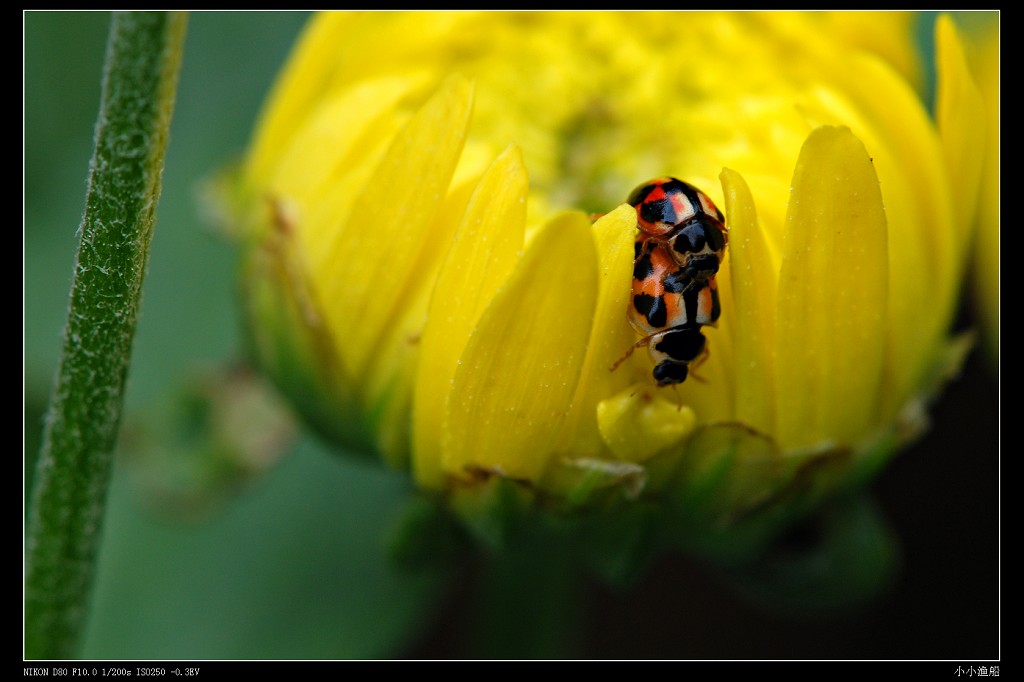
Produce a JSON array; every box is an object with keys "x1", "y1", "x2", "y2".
[{"x1": 620, "y1": 177, "x2": 728, "y2": 386}]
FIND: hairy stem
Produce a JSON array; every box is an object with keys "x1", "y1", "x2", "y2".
[{"x1": 25, "y1": 11, "x2": 188, "y2": 659}]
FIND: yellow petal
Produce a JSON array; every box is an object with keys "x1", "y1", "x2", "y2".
[
  {"x1": 362, "y1": 178, "x2": 479, "y2": 468},
  {"x1": 261, "y1": 77, "x2": 413, "y2": 202},
  {"x1": 964, "y1": 14, "x2": 999, "y2": 363},
  {"x1": 559, "y1": 204, "x2": 639, "y2": 455},
  {"x1": 936, "y1": 14, "x2": 986, "y2": 250},
  {"x1": 722, "y1": 167, "x2": 777, "y2": 436},
  {"x1": 246, "y1": 12, "x2": 361, "y2": 183},
  {"x1": 323, "y1": 75, "x2": 475, "y2": 379},
  {"x1": 443, "y1": 211, "x2": 598, "y2": 483},
  {"x1": 775, "y1": 126, "x2": 888, "y2": 450},
  {"x1": 797, "y1": 50, "x2": 954, "y2": 421},
  {"x1": 412, "y1": 145, "x2": 529, "y2": 488},
  {"x1": 264, "y1": 77, "x2": 417, "y2": 270}
]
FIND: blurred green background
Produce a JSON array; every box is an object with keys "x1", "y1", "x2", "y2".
[{"x1": 25, "y1": 12, "x2": 998, "y2": 660}]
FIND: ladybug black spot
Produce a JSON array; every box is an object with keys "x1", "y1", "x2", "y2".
[
  {"x1": 640, "y1": 199, "x2": 675, "y2": 227},
  {"x1": 633, "y1": 247, "x2": 654, "y2": 281},
  {"x1": 653, "y1": 326, "x2": 706, "y2": 363},
  {"x1": 634, "y1": 293, "x2": 666, "y2": 328}
]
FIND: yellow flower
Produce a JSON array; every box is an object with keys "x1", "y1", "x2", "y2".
[{"x1": 222, "y1": 12, "x2": 990, "y2": 548}]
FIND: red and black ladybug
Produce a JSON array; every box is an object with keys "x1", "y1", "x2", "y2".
[{"x1": 619, "y1": 177, "x2": 728, "y2": 386}]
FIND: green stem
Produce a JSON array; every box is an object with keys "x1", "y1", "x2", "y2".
[{"x1": 25, "y1": 11, "x2": 187, "y2": 660}]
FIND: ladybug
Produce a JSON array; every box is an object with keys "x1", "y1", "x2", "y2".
[
  {"x1": 627, "y1": 177, "x2": 728, "y2": 282},
  {"x1": 613, "y1": 177, "x2": 727, "y2": 386}
]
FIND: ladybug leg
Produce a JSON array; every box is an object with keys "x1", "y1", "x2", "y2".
[
  {"x1": 669, "y1": 382, "x2": 685, "y2": 410},
  {"x1": 609, "y1": 334, "x2": 656, "y2": 373},
  {"x1": 703, "y1": 420, "x2": 776, "y2": 445},
  {"x1": 676, "y1": 270, "x2": 717, "y2": 297},
  {"x1": 632, "y1": 239, "x2": 652, "y2": 268},
  {"x1": 686, "y1": 344, "x2": 711, "y2": 383}
]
